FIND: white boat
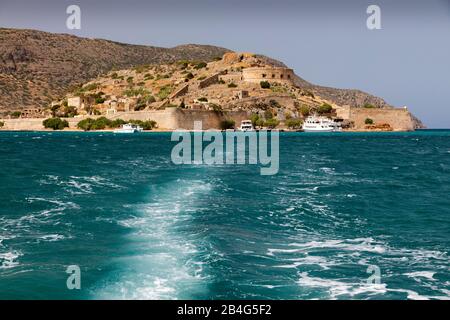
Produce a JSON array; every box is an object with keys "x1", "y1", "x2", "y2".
[
  {"x1": 239, "y1": 120, "x2": 254, "y2": 132},
  {"x1": 302, "y1": 116, "x2": 342, "y2": 132},
  {"x1": 114, "y1": 123, "x2": 143, "y2": 133}
]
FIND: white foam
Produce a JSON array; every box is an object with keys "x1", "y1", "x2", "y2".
[
  {"x1": 38, "y1": 234, "x2": 65, "y2": 242},
  {"x1": 268, "y1": 238, "x2": 386, "y2": 256},
  {"x1": 0, "y1": 251, "x2": 22, "y2": 269},
  {"x1": 297, "y1": 272, "x2": 387, "y2": 299},
  {"x1": 404, "y1": 271, "x2": 436, "y2": 281}
]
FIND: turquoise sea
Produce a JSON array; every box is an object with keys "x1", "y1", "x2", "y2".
[{"x1": 0, "y1": 130, "x2": 449, "y2": 300}]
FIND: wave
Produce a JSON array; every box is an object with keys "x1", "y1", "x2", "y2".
[{"x1": 38, "y1": 175, "x2": 123, "y2": 195}]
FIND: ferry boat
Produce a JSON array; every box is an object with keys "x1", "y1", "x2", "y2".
[
  {"x1": 239, "y1": 120, "x2": 254, "y2": 132},
  {"x1": 114, "y1": 123, "x2": 143, "y2": 133},
  {"x1": 302, "y1": 116, "x2": 342, "y2": 132}
]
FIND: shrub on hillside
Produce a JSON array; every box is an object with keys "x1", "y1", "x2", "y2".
[
  {"x1": 194, "y1": 62, "x2": 207, "y2": 70},
  {"x1": 301, "y1": 90, "x2": 315, "y2": 98},
  {"x1": 43, "y1": 118, "x2": 69, "y2": 130},
  {"x1": 123, "y1": 87, "x2": 150, "y2": 98},
  {"x1": 0, "y1": 121, "x2": 4, "y2": 128},
  {"x1": 365, "y1": 118, "x2": 374, "y2": 125},
  {"x1": 134, "y1": 103, "x2": 147, "y2": 111},
  {"x1": 227, "y1": 83, "x2": 238, "y2": 88},
  {"x1": 83, "y1": 83, "x2": 99, "y2": 91},
  {"x1": 198, "y1": 97, "x2": 208, "y2": 102},
  {"x1": 185, "y1": 72, "x2": 194, "y2": 81},
  {"x1": 157, "y1": 86, "x2": 172, "y2": 100},
  {"x1": 95, "y1": 97, "x2": 106, "y2": 104},
  {"x1": 260, "y1": 81, "x2": 271, "y2": 89}
]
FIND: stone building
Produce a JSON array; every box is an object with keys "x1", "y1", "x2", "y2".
[
  {"x1": 233, "y1": 90, "x2": 249, "y2": 100},
  {"x1": 67, "y1": 96, "x2": 94, "y2": 110},
  {"x1": 21, "y1": 108, "x2": 45, "y2": 118}
]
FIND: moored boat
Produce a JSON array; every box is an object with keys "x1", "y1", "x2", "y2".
[
  {"x1": 113, "y1": 124, "x2": 143, "y2": 133},
  {"x1": 302, "y1": 116, "x2": 342, "y2": 132},
  {"x1": 239, "y1": 120, "x2": 254, "y2": 132}
]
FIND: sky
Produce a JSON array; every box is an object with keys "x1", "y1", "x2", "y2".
[{"x1": 0, "y1": 0, "x2": 449, "y2": 128}]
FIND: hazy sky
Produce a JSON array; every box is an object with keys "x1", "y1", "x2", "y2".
[{"x1": 1, "y1": 0, "x2": 449, "y2": 127}]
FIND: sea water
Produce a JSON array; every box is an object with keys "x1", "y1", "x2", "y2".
[{"x1": 0, "y1": 130, "x2": 449, "y2": 300}]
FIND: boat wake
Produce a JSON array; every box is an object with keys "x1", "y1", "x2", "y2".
[{"x1": 93, "y1": 178, "x2": 212, "y2": 300}]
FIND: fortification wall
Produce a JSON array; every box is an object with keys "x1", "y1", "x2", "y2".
[
  {"x1": 169, "y1": 84, "x2": 189, "y2": 99},
  {"x1": 0, "y1": 109, "x2": 250, "y2": 131},
  {"x1": 349, "y1": 107, "x2": 415, "y2": 131},
  {"x1": 242, "y1": 67, "x2": 295, "y2": 85},
  {"x1": 198, "y1": 71, "x2": 226, "y2": 89}
]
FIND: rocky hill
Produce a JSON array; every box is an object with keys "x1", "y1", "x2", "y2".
[{"x1": 0, "y1": 28, "x2": 229, "y2": 113}]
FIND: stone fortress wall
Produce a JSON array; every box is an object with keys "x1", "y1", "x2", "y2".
[
  {"x1": 242, "y1": 67, "x2": 295, "y2": 85},
  {"x1": 336, "y1": 106, "x2": 415, "y2": 131},
  {"x1": 0, "y1": 109, "x2": 250, "y2": 131}
]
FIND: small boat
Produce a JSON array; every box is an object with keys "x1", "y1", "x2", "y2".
[
  {"x1": 302, "y1": 116, "x2": 342, "y2": 132},
  {"x1": 239, "y1": 120, "x2": 254, "y2": 132},
  {"x1": 114, "y1": 123, "x2": 143, "y2": 133}
]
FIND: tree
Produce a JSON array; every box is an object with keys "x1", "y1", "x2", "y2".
[
  {"x1": 260, "y1": 81, "x2": 271, "y2": 89},
  {"x1": 265, "y1": 118, "x2": 280, "y2": 129},
  {"x1": 209, "y1": 103, "x2": 222, "y2": 113},
  {"x1": 250, "y1": 113, "x2": 260, "y2": 127},
  {"x1": 317, "y1": 103, "x2": 333, "y2": 115},
  {"x1": 50, "y1": 105, "x2": 60, "y2": 117},
  {"x1": 43, "y1": 118, "x2": 69, "y2": 130},
  {"x1": 11, "y1": 111, "x2": 22, "y2": 118},
  {"x1": 264, "y1": 110, "x2": 273, "y2": 120},
  {"x1": 299, "y1": 105, "x2": 310, "y2": 117},
  {"x1": 220, "y1": 119, "x2": 235, "y2": 130},
  {"x1": 228, "y1": 83, "x2": 238, "y2": 88},
  {"x1": 63, "y1": 106, "x2": 78, "y2": 117},
  {"x1": 77, "y1": 118, "x2": 95, "y2": 131},
  {"x1": 286, "y1": 118, "x2": 303, "y2": 129},
  {"x1": 0, "y1": 121, "x2": 4, "y2": 128},
  {"x1": 110, "y1": 119, "x2": 127, "y2": 128},
  {"x1": 365, "y1": 118, "x2": 374, "y2": 125}
]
